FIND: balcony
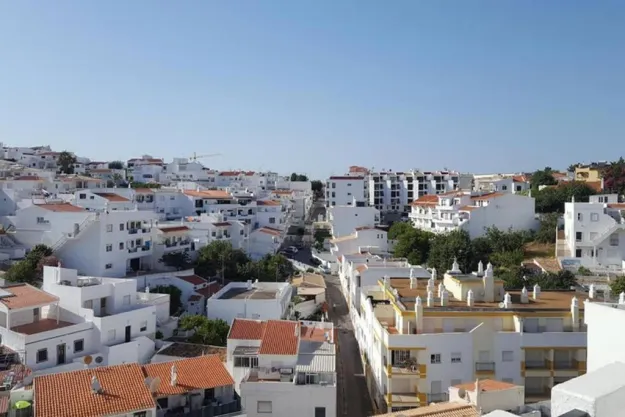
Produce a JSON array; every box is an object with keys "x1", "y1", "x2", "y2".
[
  {"x1": 475, "y1": 362, "x2": 495, "y2": 373},
  {"x1": 128, "y1": 228, "x2": 139, "y2": 235},
  {"x1": 128, "y1": 247, "x2": 138, "y2": 253},
  {"x1": 553, "y1": 360, "x2": 577, "y2": 370},
  {"x1": 163, "y1": 393, "x2": 242, "y2": 417},
  {"x1": 525, "y1": 360, "x2": 550, "y2": 370}
]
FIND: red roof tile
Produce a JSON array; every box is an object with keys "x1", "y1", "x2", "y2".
[
  {"x1": 410, "y1": 195, "x2": 439, "y2": 206},
  {"x1": 228, "y1": 319, "x2": 266, "y2": 340},
  {"x1": 196, "y1": 282, "x2": 221, "y2": 298},
  {"x1": 0, "y1": 284, "x2": 58, "y2": 310},
  {"x1": 157, "y1": 226, "x2": 190, "y2": 233},
  {"x1": 176, "y1": 274, "x2": 206, "y2": 286},
  {"x1": 94, "y1": 192, "x2": 130, "y2": 202},
  {"x1": 35, "y1": 203, "x2": 86, "y2": 212},
  {"x1": 259, "y1": 320, "x2": 299, "y2": 355}
]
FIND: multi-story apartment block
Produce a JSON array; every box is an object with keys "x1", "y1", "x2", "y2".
[
  {"x1": 325, "y1": 176, "x2": 367, "y2": 207},
  {"x1": 0, "y1": 264, "x2": 172, "y2": 373},
  {"x1": 409, "y1": 191, "x2": 537, "y2": 238},
  {"x1": 327, "y1": 200, "x2": 381, "y2": 237},
  {"x1": 561, "y1": 193, "x2": 625, "y2": 273},
  {"x1": 355, "y1": 260, "x2": 587, "y2": 413},
  {"x1": 227, "y1": 318, "x2": 336, "y2": 417}
]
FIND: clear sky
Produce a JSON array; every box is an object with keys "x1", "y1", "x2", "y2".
[{"x1": 1, "y1": 1, "x2": 624, "y2": 179}]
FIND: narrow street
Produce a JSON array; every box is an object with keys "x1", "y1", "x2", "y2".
[{"x1": 324, "y1": 272, "x2": 375, "y2": 417}]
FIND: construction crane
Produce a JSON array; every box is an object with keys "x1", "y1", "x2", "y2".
[{"x1": 189, "y1": 152, "x2": 222, "y2": 162}]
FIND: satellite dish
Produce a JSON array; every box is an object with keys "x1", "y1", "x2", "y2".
[
  {"x1": 458, "y1": 387, "x2": 466, "y2": 398},
  {"x1": 149, "y1": 376, "x2": 161, "y2": 393},
  {"x1": 83, "y1": 355, "x2": 93, "y2": 365},
  {"x1": 498, "y1": 302, "x2": 505, "y2": 308}
]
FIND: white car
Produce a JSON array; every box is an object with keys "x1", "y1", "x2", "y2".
[{"x1": 287, "y1": 246, "x2": 299, "y2": 254}]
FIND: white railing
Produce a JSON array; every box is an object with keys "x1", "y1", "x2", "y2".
[{"x1": 51, "y1": 214, "x2": 98, "y2": 252}]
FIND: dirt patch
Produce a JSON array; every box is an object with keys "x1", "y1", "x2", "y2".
[{"x1": 524, "y1": 242, "x2": 555, "y2": 259}]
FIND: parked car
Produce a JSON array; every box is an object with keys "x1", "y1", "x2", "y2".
[{"x1": 286, "y1": 246, "x2": 299, "y2": 254}]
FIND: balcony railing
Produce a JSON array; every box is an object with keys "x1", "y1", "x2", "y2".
[
  {"x1": 553, "y1": 360, "x2": 576, "y2": 370},
  {"x1": 475, "y1": 362, "x2": 495, "y2": 372},
  {"x1": 525, "y1": 360, "x2": 548, "y2": 369},
  {"x1": 128, "y1": 247, "x2": 138, "y2": 253},
  {"x1": 164, "y1": 393, "x2": 242, "y2": 417},
  {"x1": 128, "y1": 228, "x2": 138, "y2": 235}
]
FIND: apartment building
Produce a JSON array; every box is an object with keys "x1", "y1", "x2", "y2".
[
  {"x1": 327, "y1": 202, "x2": 380, "y2": 237},
  {"x1": 583, "y1": 296, "x2": 625, "y2": 373},
  {"x1": 409, "y1": 191, "x2": 537, "y2": 239},
  {"x1": 560, "y1": 194, "x2": 625, "y2": 273},
  {"x1": 574, "y1": 163, "x2": 608, "y2": 183},
  {"x1": 329, "y1": 226, "x2": 389, "y2": 256},
  {"x1": 473, "y1": 174, "x2": 531, "y2": 194},
  {"x1": 206, "y1": 280, "x2": 293, "y2": 324},
  {"x1": 30, "y1": 355, "x2": 239, "y2": 417},
  {"x1": 227, "y1": 318, "x2": 336, "y2": 417},
  {"x1": 354, "y1": 260, "x2": 587, "y2": 413},
  {"x1": 325, "y1": 176, "x2": 367, "y2": 207}
]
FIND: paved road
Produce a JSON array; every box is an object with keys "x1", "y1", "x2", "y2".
[{"x1": 324, "y1": 272, "x2": 375, "y2": 417}]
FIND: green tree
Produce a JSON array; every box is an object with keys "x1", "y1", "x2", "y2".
[
  {"x1": 57, "y1": 151, "x2": 77, "y2": 174},
  {"x1": 393, "y1": 228, "x2": 434, "y2": 265},
  {"x1": 610, "y1": 276, "x2": 625, "y2": 296},
  {"x1": 602, "y1": 157, "x2": 625, "y2": 196},
  {"x1": 388, "y1": 222, "x2": 414, "y2": 240},
  {"x1": 427, "y1": 230, "x2": 473, "y2": 274},
  {"x1": 255, "y1": 253, "x2": 295, "y2": 282},
  {"x1": 311, "y1": 180, "x2": 324, "y2": 200},
  {"x1": 567, "y1": 163, "x2": 580, "y2": 173},
  {"x1": 179, "y1": 316, "x2": 230, "y2": 346},
  {"x1": 483, "y1": 227, "x2": 532, "y2": 254},
  {"x1": 290, "y1": 173, "x2": 308, "y2": 182},
  {"x1": 159, "y1": 251, "x2": 191, "y2": 270},
  {"x1": 27, "y1": 244, "x2": 53, "y2": 263},
  {"x1": 130, "y1": 182, "x2": 161, "y2": 189},
  {"x1": 534, "y1": 181, "x2": 597, "y2": 213},
  {"x1": 4, "y1": 261, "x2": 37, "y2": 284},
  {"x1": 530, "y1": 167, "x2": 557, "y2": 189},
  {"x1": 195, "y1": 241, "x2": 251, "y2": 280},
  {"x1": 108, "y1": 161, "x2": 124, "y2": 170},
  {"x1": 535, "y1": 213, "x2": 559, "y2": 243},
  {"x1": 151, "y1": 285, "x2": 182, "y2": 315}
]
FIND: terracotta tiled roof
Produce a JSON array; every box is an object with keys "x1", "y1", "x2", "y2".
[
  {"x1": 228, "y1": 318, "x2": 266, "y2": 340},
  {"x1": 34, "y1": 363, "x2": 156, "y2": 417},
  {"x1": 471, "y1": 192, "x2": 504, "y2": 201},
  {"x1": 329, "y1": 176, "x2": 364, "y2": 180},
  {"x1": 458, "y1": 205, "x2": 478, "y2": 211},
  {"x1": 608, "y1": 203, "x2": 625, "y2": 209},
  {"x1": 35, "y1": 203, "x2": 86, "y2": 212},
  {"x1": 453, "y1": 379, "x2": 517, "y2": 392},
  {"x1": 188, "y1": 294, "x2": 202, "y2": 302},
  {"x1": 585, "y1": 181, "x2": 603, "y2": 192},
  {"x1": 0, "y1": 284, "x2": 58, "y2": 310},
  {"x1": 259, "y1": 320, "x2": 299, "y2": 355},
  {"x1": 355, "y1": 264, "x2": 368, "y2": 273},
  {"x1": 512, "y1": 175, "x2": 528, "y2": 183},
  {"x1": 349, "y1": 166, "x2": 369, "y2": 174},
  {"x1": 257, "y1": 200, "x2": 281, "y2": 206},
  {"x1": 195, "y1": 282, "x2": 221, "y2": 298},
  {"x1": 176, "y1": 274, "x2": 206, "y2": 286},
  {"x1": 257, "y1": 227, "x2": 282, "y2": 237},
  {"x1": 157, "y1": 225, "x2": 190, "y2": 233},
  {"x1": 300, "y1": 326, "x2": 332, "y2": 342},
  {"x1": 218, "y1": 171, "x2": 241, "y2": 176},
  {"x1": 142, "y1": 355, "x2": 233, "y2": 397},
  {"x1": 375, "y1": 402, "x2": 478, "y2": 417},
  {"x1": 411, "y1": 195, "x2": 439, "y2": 206},
  {"x1": 94, "y1": 192, "x2": 130, "y2": 202}
]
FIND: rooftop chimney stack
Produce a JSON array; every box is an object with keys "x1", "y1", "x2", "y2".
[
  {"x1": 450, "y1": 257, "x2": 461, "y2": 273},
  {"x1": 427, "y1": 290, "x2": 434, "y2": 307},
  {"x1": 437, "y1": 282, "x2": 445, "y2": 298},
  {"x1": 170, "y1": 364, "x2": 178, "y2": 387},
  {"x1": 620, "y1": 292, "x2": 625, "y2": 305},
  {"x1": 410, "y1": 275, "x2": 417, "y2": 289},
  {"x1": 467, "y1": 289, "x2": 474, "y2": 307},
  {"x1": 415, "y1": 296, "x2": 423, "y2": 331},
  {"x1": 477, "y1": 261, "x2": 484, "y2": 276},
  {"x1": 383, "y1": 275, "x2": 390, "y2": 289},
  {"x1": 440, "y1": 290, "x2": 449, "y2": 307},
  {"x1": 533, "y1": 284, "x2": 541, "y2": 300},
  {"x1": 503, "y1": 292, "x2": 512, "y2": 309},
  {"x1": 409, "y1": 268, "x2": 415, "y2": 279},
  {"x1": 520, "y1": 287, "x2": 529, "y2": 303},
  {"x1": 588, "y1": 284, "x2": 596, "y2": 299},
  {"x1": 571, "y1": 297, "x2": 580, "y2": 331},
  {"x1": 430, "y1": 268, "x2": 437, "y2": 280}
]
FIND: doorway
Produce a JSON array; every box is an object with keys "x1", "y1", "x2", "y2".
[
  {"x1": 33, "y1": 308, "x2": 40, "y2": 322},
  {"x1": 129, "y1": 258, "x2": 141, "y2": 271},
  {"x1": 57, "y1": 343, "x2": 66, "y2": 365},
  {"x1": 125, "y1": 325, "x2": 131, "y2": 343}
]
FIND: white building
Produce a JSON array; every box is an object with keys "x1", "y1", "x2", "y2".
[
  {"x1": 329, "y1": 226, "x2": 389, "y2": 257},
  {"x1": 325, "y1": 176, "x2": 367, "y2": 207},
  {"x1": 473, "y1": 174, "x2": 531, "y2": 194},
  {"x1": 410, "y1": 191, "x2": 537, "y2": 238},
  {"x1": 328, "y1": 203, "x2": 380, "y2": 238},
  {"x1": 561, "y1": 194, "x2": 625, "y2": 273},
  {"x1": 583, "y1": 298, "x2": 625, "y2": 373},
  {"x1": 354, "y1": 260, "x2": 587, "y2": 413},
  {"x1": 448, "y1": 379, "x2": 525, "y2": 414},
  {"x1": 0, "y1": 265, "x2": 172, "y2": 373},
  {"x1": 227, "y1": 318, "x2": 336, "y2": 417},
  {"x1": 206, "y1": 280, "x2": 294, "y2": 324}
]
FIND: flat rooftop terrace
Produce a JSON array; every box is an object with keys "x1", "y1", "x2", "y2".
[{"x1": 219, "y1": 287, "x2": 278, "y2": 300}]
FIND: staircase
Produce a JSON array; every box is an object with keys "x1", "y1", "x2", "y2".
[
  {"x1": 51, "y1": 214, "x2": 98, "y2": 252},
  {"x1": 589, "y1": 219, "x2": 625, "y2": 247}
]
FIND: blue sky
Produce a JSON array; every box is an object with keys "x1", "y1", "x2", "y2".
[{"x1": 1, "y1": 1, "x2": 624, "y2": 179}]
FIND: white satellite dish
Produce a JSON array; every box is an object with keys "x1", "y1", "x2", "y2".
[{"x1": 149, "y1": 376, "x2": 161, "y2": 393}]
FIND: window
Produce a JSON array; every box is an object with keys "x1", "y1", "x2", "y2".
[
  {"x1": 576, "y1": 232, "x2": 582, "y2": 242},
  {"x1": 74, "y1": 339, "x2": 84, "y2": 353},
  {"x1": 269, "y1": 217, "x2": 276, "y2": 224},
  {"x1": 119, "y1": 242, "x2": 124, "y2": 250},
  {"x1": 140, "y1": 321, "x2": 147, "y2": 332},
  {"x1": 577, "y1": 213, "x2": 583, "y2": 221},
  {"x1": 575, "y1": 249, "x2": 582, "y2": 258},
  {"x1": 331, "y1": 183, "x2": 336, "y2": 188},
  {"x1": 610, "y1": 234, "x2": 619, "y2": 246},
  {"x1": 315, "y1": 407, "x2": 326, "y2": 417},
  {"x1": 234, "y1": 356, "x2": 259, "y2": 368},
  {"x1": 156, "y1": 398, "x2": 168, "y2": 409},
  {"x1": 106, "y1": 244, "x2": 112, "y2": 252},
  {"x1": 36, "y1": 349, "x2": 48, "y2": 363},
  {"x1": 451, "y1": 352, "x2": 461, "y2": 363},
  {"x1": 119, "y1": 223, "x2": 124, "y2": 231},
  {"x1": 501, "y1": 185, "x2": 508, "y2": 191},
  {"x1": 134, "y1": 412, "x2": 147, "y2": 417},
  {"x1": 106, "y1": 224, "x2": 113, "y2": 232},
  {"x1": 257, "y1": 401, "x2": 272, "y2": 413},
  {"x1": 79, "y1": 193, "x2": 86, "y2": 199},
  {"x1": 123, "y1": 295, "x2": 131, "y2": 305},
  {"x1": 105, "y1": 263, "x2": 113, "y2": 269},
  {"x1": 591, "y1": 213, "x2": 599, "y2": 222},
  {"x1": 502, "y1": 351, "x2": 514, "y2": 362},
  {"x1": 108, "y1": 329, "x2": 116, "y2": 342},
  {"x1": 430, "y1": 353, "x2": 441, "y2": 364}
]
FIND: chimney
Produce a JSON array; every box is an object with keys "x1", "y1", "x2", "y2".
[
  {"x1": 533, "y1": 284, "x2": 541, "y2": 300},
  {"x1": 383, "y1": 276, "x2": 390, "y2": 289},
  {"x1": 571, "y1": 297, "x2": 580, "y2": 331},
  {"x1": 246, "y1": 280, "x2": 252, "y2": 290},
  {"x1": 503, "y1": 293, "x2": 512, "y2": 309},
  {"x1": 409, "y1": 268, "x2": 415, "y2": 279},
  {"x1": 450, "y1": 257, "x2": 461, "y2": 273},
  {"x1": 467, "y1": 289, "x2": 474, "y2": 307},
  {"x1": 483, "y1": 262, "x2": 495, "y2": 303},
  {"x1": 430, "y1": 268, "x2": 437, "y2": 280},
  {"x1": 427, "y1": 290, "x2": 434, "y2": 307},
  {"x1": 437, "y1": 282, "x2": 445, "y2": 298},
  {"x1": 145, "y1": 285, "x2": 150, "y2": 294},
  {"x1": 415, "y1": 296, "x2": 423, "y2": 332},
  {"x1": 410, "y1": 276, "x2": 417, "y2": 289},
  {"x1": 477, "y1": 260, "x2": 484, "y2": 276},
  {"x1": 440, "y1": 290, "x2": 449, "y2": 307},
  {"x1": 620, "y1": 292, "x2": 625, "y2": 305},
  {"x1": 170, "y1": 364, "x2": 178, "y2": 387},
  {"x1": 588, "y1": 284, "x2": 596, "y2": 299},
  {"x1": 520, "y1": 287, "x2": 529, "y2": 303}
]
